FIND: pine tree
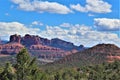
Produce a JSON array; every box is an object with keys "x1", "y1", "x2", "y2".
[
  {"x1": 15, "y1": 48, "x2": 40, "y2": 80},
  {"x1": 0, "y1": 62, "x2": 15, "y2": 80}
]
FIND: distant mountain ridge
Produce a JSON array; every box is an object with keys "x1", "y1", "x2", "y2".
[
  {"x1": 51, "y1": 44, "x2": 120, "y2": 67},
  {"x1": 0, "y1": 40, "x2": 8, "y2": 44},
  {"x1": 0, "y1": 34, "x2": 84, "y2": 60},
  {"x1": 0, "y1": 34, "x2": 120, "y2": 65},
  {"x1": 9, "y1": 34, "x2": 84, "y2": 51}
]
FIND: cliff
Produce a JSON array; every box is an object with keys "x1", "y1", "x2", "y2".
[
  {"x1": 0, "y1": 43, "x2": 24, "y2": 55},
  {"x1": 0, "y1": 34, "x2": 83, "y2": 59},
  {"x1": 9, "y1": 34, "x2": 84, "y2": 51}
]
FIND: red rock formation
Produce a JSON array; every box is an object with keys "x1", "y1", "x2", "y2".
[
  {"x1": 107, "y1": 55, "x2": 120, "y2": 63},
  {"x1": 40, "y1": 38, "x2": 51, "y2": 45},
  {"x1": 29, "y1": 44, "x2": 63, "y2": 52},
  {"x1": 21, "y1": 34, "x2": 43, "y2": 47},
  {"x1": 5, "y1": 34, "x2": 82, "y2": 59},
  {"x1": 10, "y1": 34, "x2": 21, "y2": 43},
  {"x1": 9, "y1": 34, "x2": 84, "y2": 51},
  {"x1": 29, "y1": 44, "x2": 68, "y2": 59},
  {"x1": 0, "y1": 43, "x2": 24, "y2": 55}
]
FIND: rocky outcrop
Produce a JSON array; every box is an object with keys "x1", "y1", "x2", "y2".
[
  {"x1": 10, "y1": 34, "x2": 21, "y2": 43},
  {"x1": 0, "y1": 42, "x2": 71, "y2": 59},
  {"x1": 21, "y1": 34, "x2": 42, "y2": 47},
  {"x1": 9, "y1": 34, "x2": 84, "y2": 51},
  {"x1": 6, "y1": 34, "x2": 81, "y2": 59},
  {"x1": 50, "y1": 38, "x2": 81, "y2": 50},
  {"x1": 51, "y1": 38, "x2": 74, "y2": 50},
  {"x1": 0, "y1": 34, "x2": 86, "y2": 59},
  {"x1": 10, "y1": 34, "x2": 42, "y2": 47},
  {"x1": 0, "y1": 43, "x2": 24, "y2": 55},
  {"x1": 29, "y1": 44, "x2": 74, "y2": 59},
  {"x1": 40, "y1": 38, "x2": 51, "y2": 45}
]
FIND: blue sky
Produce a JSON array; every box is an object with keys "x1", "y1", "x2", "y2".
[{"x1": 0, "y1": 0, "x2": 120, "y2": 47}]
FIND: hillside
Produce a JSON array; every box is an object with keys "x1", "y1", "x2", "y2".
[
  {"x1": 50, "y1": 44, "x2": 120, "y2": 67},
  {"x1": 0, "y1": 48, "x2": 120, "y2": 80}
]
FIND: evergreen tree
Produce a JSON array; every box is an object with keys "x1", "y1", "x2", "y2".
[
  {"x1": 0, "y1": 62, "x2": 15, "y2": 80},
  {"x1": 15, "y1": 48, "x2": 40, "y2": 80}
]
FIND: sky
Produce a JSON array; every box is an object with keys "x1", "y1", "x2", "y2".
[{"x1": 0, "y1": 0, "x2": 120, "y2": 47}]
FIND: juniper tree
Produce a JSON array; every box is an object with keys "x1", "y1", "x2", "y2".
[
  {"x1": 0, "y1": 62, "x2": 15, "y2": 80},
  {"x1": 16, "y1": 48, "x2": 40, "y2": 80}
]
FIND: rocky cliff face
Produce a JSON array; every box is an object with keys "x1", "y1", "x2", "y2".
[
  {"x1": 0, "y1": 43, "x2": 24, "y2": 55},
  {"x1": 0, "y1": 42, "x2": 68, "y2": 59},
  {"x1": 0, "y1": 34, "x2": 82, "y2": 59},
  {"x1": 21, "y1": 34, "x2": 42, "y2": 47},
  {"x1": 29, "y1": 44, "x2": 67, "y2": 59},
  {"x1": 10, "y1": 34, "x2": 21, "y2": 43},
  {"x1": 51, "y1": 38, "x2": 84, "y2": 50},
  {"x1": 9, "y1": 34, "x2": 84, "y2": 51}
]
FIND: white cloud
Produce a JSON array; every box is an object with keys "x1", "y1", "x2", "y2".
[
  {"x1": 11, "y1": 0, "x2": 72, "y2": 14},
  {"x1": 0, "y1": 22, "x2": 120, "y2": 47},
  {"x1": 0, "y1": 22, "x2": 40, "y2": 40},
  {"x1": 70, "y1": 4, "x2": 87, "y2": 12},
  {"x1": 11, "y1": 0, "x2": 27, "y2": 4},
  {"x1": 32, "y1": 21, "x2": 43, "y2": 26},
  {"x1": 70, "y1": 0, "x2": 112, "y2": 13},
  {"x1": 60, "y1": 23, "x2": 73, "y2": 28},
  {"x1": 88, "y1": 13, "x2": 95, "y2": 17},
  {"x1": 94, "y1": 18, "x2": 120, "y2": 31},
  {"x1": 39, "y1": 23, "x2": 120, "y2": 47}
]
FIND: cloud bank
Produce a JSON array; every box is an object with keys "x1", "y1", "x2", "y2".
[
  {"x1": 11, "y1": 0, "x2": 72, "y2": 14},
  {"x1": 94, "y1": 18, "x2": 120, "y2": 31},
  {"x1": 0, "y1": 22, "x2": 40, "y2": 39},
  {"x1": 40, "y1": 23, "x2": 120, "y2": 47},
  {"x1": 70, "y1": 0, "x2": 112, "y2": 13},
  {"x1": 0, "y1": 22, "x2": 120, "y2": 47}
]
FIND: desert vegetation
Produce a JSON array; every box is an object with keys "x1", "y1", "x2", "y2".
[{"x1": 0, "y1": 49, "x2": 120, "y2": 80}]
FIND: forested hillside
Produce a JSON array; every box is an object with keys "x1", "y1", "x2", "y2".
[
  {"x1": 0, "y1": 48, "x2": 120, "y2": 80},
  {"x1": 50, "y1": 44, "x2": 120, "y2": 68}
]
